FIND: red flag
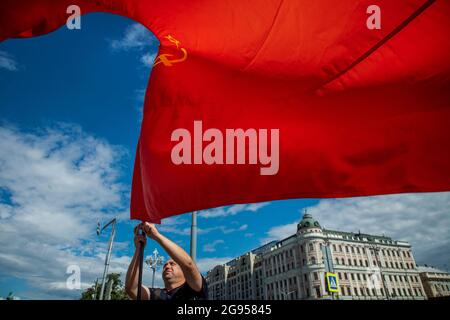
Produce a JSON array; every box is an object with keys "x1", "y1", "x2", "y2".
[{"x1": 1, "y1": 0, "x2": 449, "y2": 223}]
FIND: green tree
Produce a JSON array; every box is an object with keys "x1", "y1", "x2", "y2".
[{"x1": 80, "y1": 273, "x2": 129, "y2": 300}]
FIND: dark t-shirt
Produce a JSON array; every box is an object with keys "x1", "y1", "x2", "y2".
[{"x1": 148, "y1": 276, "x2": 208, "y2": 300}]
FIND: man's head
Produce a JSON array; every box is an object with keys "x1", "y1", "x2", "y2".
[{"x1": 162, "y1": 259, "x2": 185, "y2": 288}]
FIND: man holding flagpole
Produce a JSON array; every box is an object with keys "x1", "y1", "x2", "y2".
[{"x1": 125, "y1": 222, "x2": 208, "y2": 300}]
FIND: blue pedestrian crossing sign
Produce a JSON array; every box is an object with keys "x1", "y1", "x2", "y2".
[{"x1": 326, "y1": 272, "x2": 339, "y2": 293}]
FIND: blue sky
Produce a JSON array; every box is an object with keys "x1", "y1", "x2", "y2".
[{"x1": 0, "y1": 13, "x2": 449, "y2": 299}]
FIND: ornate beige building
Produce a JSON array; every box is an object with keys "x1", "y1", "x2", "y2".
[
  {"x1": 206, "y1": 212, "x2": 427, "y2": 300},
  {"x1": 418, "y1": 266, "x2": 450, "y2": 299}
]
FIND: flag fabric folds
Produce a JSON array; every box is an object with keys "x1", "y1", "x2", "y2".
[{"x1": 1, "y1": 0, "x2": 449, "y2": 223}]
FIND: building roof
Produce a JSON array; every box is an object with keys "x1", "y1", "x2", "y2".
[
  {"x1": 323, "y1": 229, "x2": 394, "y2": 242},
  {"x1": 417, "y1": 266, "x2": 448, "y2": 274},
  {"x1": 297, "y1": 212, "x2": 322, "y2": 231}
]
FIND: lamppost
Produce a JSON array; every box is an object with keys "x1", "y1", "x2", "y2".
[
  {"x1": 93, "y1": 278, "x2": 99, "y2": 300},
  {"x1": 280, "y1": 289, "x2": 296, "y2": 300},
  {"x1": 190, "y1": 211, "x2": 197, "y2": 262},
  {"x1": 145, "y1": 248, "x2": 165, "y2": 288},
  {"x1": 96, "y1": 218, "x2": 117, "y2": 300},
  {"x1": 322, "y1": 238, "x2": 337, "y2": 300},
  {"x1": 369, "y1": 244, "x2": 390, "y2": 300}
]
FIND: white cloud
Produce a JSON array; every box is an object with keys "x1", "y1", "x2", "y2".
[
  {"x1": 0, "y1": 124, "x2": 132, "y2": 299},
  {"x1": 110, "y1": 24, "x2": 155, "y2": 51},
  {"x1": 196, "y1": 257, "x2": 234, "y2": 274},
  {"x1": 159, "y1": 222, "x2": 247, "y2": 237},
  {"x1": 203, "y1": 240, "x2": 224, "y2": 253},
  {"x1": 259, "y1": 221, "x2": 297, "y2": 245},
  {"x1": 159, "y1": 214, "x2": 250, "y2": 237},
  {"x1": 239, "y1": 224, "x2": 248, "y2": 231},
  {"x1": 260, "y1": 193, "x2": 450, "y2": 269},
  {"x1": 140, "y1": 52, "x2": 157, "y2": 67},
  {"x1": 200, "y1": 202, "x2": 270, "y2": 219},
  {"x1": 109, "y1": 23, "x2": 159, "y2": 68},
  {"x1": 0, "y1": 50, "x2": 18, "y2": 71}
]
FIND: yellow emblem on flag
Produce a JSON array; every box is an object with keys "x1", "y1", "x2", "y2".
[{"x1": 154, "y1": 35, "x2": 188, "y2": 67}]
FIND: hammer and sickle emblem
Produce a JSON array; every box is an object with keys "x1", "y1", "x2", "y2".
[{"x1": 154, "y1": 35, "x2": 188, "y2": 67}]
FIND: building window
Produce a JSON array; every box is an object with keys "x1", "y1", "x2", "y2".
[{"x1": 315, "y1": 287, "x2": 321, "y2": 298}]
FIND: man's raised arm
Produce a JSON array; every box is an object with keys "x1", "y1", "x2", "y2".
[{"x1": 141, "y1": 222, "x2": 203, "y2": 292}]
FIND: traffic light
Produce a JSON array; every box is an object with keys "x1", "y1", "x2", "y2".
[{"x1": 96, "y1": 222, "x2": 101, "y2": 236}]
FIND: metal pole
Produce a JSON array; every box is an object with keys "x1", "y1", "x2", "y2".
[
  {"x1": 105, "y1": 278, "x2": 113, "y2": 300},
  {"x1": 190, "y1": 211, "x2": 197, "y2": 262},
  {"x1": 372, "y1": 245, "x2": 390, "y2": 300},
  {"x1": 137, "y1": 229, "x2": 145, "y2": 300},
  {"x1": 99, "y1": 219, "x2": 116, "y2": 300},
  {"x1": 152, "y1": 267, "x2": 156, "y2": 289},
  {"x1": 93, "y1": 278, "x2": 98, "y2": 300}
]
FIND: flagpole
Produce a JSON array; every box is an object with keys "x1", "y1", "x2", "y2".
[
  {"x1": 190, "y1": 211, "x2": 197, "y2": 262},
  {"x1": 137, "y1": 228, "x2": 145, "y2": 300}
]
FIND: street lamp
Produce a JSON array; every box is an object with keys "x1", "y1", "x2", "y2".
[
  {"x1": 280, "y1": 289, "x2": 296, "y2": 300},
  {"x1": 92, "y1": 278, "x2": 99, "y2": 300},
  {"x1": 96, "y1": 218, "x2": 117, "y2": 300},
  {"x1": 145, "y1": 248, "x2": 165, "y2": 289},
  {"x1": 370, "y1": 244, "x2": 390, "y2": 300}
]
